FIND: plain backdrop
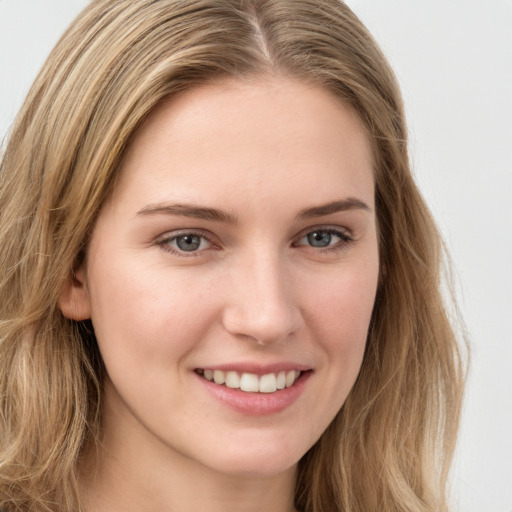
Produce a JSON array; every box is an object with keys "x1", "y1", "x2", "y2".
[{"x1": 1, "y1": 1, "x2": 511, "y2": 511}]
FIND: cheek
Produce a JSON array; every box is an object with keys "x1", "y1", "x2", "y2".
[
  {"x1": 86, "y1": 258, "x2": 219, "y2": 370},
  {"x1": 308, "y1": 261, "x2": 378, "y2": 340},
  {"x1": 86, "y1": 262, "x2": 224, "y2": 424},
  {"x1": 304, "y1": 259, "x2": 378, "y2": 389},
  {"x1": 289, "y1": 261, "x2": 377, "y2": 443}
]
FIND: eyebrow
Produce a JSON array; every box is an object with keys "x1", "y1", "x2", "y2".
[
  {"x1": 136, "y1": 197, "x2": 370, "y2": 224},
  {"x1": 295, "y1": 198, "x2": 371, "y2": 219},
  {"x1": 136, "y1": 203, "x2": 239, "y2": 224}
]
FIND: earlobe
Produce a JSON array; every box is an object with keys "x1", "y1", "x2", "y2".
[{"x1": 58, "y1": 267, "x2": 91, "y2": 320}]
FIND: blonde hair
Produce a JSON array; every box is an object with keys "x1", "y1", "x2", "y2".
[{"x1": 0, "y1": 1, "x2": 466, "y2": 511}]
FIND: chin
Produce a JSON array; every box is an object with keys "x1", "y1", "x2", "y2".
[{"x1": 192, "y1": 429, "x2": 312, "y2": 478}]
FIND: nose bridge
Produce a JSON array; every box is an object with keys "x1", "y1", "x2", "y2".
[{"x1": 222, "y1": 245, "x2": 302, "y2": 344}]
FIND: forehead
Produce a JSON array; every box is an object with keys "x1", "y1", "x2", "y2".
[{"x1": 114, "y1": 76, "x2": 375, "y2": 213}]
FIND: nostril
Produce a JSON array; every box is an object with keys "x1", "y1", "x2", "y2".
[
  {"x1": 220, "y1": 259, "x2": 304, "y2": 344},
  {"x1": 221, "y1": 301, "x2": 303, "y2": 345}
]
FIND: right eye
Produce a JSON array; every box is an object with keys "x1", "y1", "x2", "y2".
[{"x1": 157, "y1": 231, "x2": 213, "y2": 256}]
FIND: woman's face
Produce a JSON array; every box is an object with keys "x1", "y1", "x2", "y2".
[{"x1": 63, "y1": 77, "x2": 379, "y2": 478}]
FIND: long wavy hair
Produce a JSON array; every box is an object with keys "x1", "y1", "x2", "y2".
[{"x1": 0, "y1": 1, "x2": 466, "y2": 511}]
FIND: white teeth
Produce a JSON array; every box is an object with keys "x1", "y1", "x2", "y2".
[
  {"x1": 276, "y1": 371, "x2": 286, "y2": 390},
  {"x1": 200, "y1": 369, "x2": 302, "y2": 393},
  {"x1": 240, "y1": 373, "x2": 259, "y2": 392},
  {"x1": 285, "y1": 370, "x2": 297, "y2": 388},
  {"x1": 213, "y1": 370, "x2": 225, "y2": 385},
  {"x1": 225, "y1": 371, "x2": 240, "y2": 389},
  {"x1": 259, "y1": 373, "x2": 277, "y2": 393}
]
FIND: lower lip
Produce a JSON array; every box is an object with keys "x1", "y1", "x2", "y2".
[{"x1": 195, "y1": 371, "x2": 312, "y2": 416}]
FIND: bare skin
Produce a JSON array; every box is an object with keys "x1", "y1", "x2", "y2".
[{"x1": 61, "y1": 75, "x2": 379, "y2": 512}]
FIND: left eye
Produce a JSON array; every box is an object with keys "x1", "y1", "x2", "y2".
[{"x1": 295, "y1": 229, "x2": 350, "y2": 249}]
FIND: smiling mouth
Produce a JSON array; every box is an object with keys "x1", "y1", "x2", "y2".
[{"x1": 195, "y1": 369, "x2": 304, "y2": 394}]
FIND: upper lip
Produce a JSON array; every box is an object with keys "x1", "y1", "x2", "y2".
[{"x1": 194, "y1": 362, "x2": 312, "y2": 375}]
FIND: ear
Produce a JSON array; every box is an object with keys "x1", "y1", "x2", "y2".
[{"x1": 58, "y1": 266, "x2": 91, "y2": 320}]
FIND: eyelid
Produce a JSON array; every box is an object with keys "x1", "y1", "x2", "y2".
[
  {"x1": 155, "y1": 229, "x2": 217, "y2": 257},
  {"x1": 292, "y1": 225, "x2": 354, "y2": 251},
  {"x1": 293, "y1": 224, "x2": 353, "y2": 241},
  {"x1": 153, "y1": 224, "x2": 354, "y2": 257}
]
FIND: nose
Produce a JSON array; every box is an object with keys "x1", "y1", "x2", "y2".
[{"x1": 221, "y1": 251, "x2": 303, "y2": 345}]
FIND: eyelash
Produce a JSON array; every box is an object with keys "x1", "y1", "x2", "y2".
[
  {"x1": 155, "y1": 230, "x2": 215, "y2": 257},
  {"x1": 155, "y1": 227, "x2": 353, "y2": 257},
  {"x1": 292, "y1": 227, "x2": 353, "y2": 253}
]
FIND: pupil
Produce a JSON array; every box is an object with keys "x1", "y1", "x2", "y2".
[
  {"x1": 308, "y1": 231, "x2": 331, "y2": 247},
  {"x1": 177, "y1": 234, "x2": 201, "y2": 251}
]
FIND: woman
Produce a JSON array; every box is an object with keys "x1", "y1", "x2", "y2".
[{"x1": 0, "y1": 1, "x2": 465, "y2": 511}]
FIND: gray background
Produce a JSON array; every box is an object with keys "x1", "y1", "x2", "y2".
[{"x1": 1, "y1": 1, "x2": 511, "y2": 511}]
